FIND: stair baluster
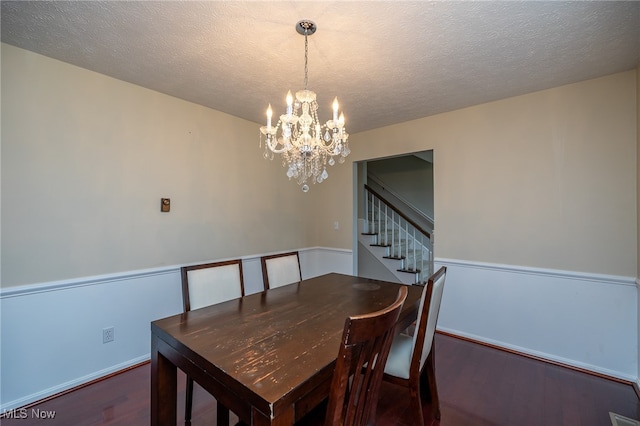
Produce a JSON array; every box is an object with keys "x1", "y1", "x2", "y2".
[
  {"x1": 365, "y1": 190, "x2": 370, "y2": 233},
  {"x1": 384, "y1": 203, "x2": 388, "y2": 246},
  {"x1": 405, "y1": 220, "x2": 409, "y2": 268},
  {"x1": 371, "y1": 192, "x2": 376, "y2": 234},
  {"x1": 377, "y1": 197, "x2": 381, "y2": 242},
  {"x1": 391, "y1": 210, "x2": 396, "y2": 257},
  {"x1": 413, "y1": 228, "x2": 417, "y2": 275}
]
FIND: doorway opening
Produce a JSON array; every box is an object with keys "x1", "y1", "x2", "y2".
[{"x1": 353, "y1": 150, "x2": 434, "y2": 283}]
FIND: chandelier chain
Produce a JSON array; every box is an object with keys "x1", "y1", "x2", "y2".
[{"x1": 304, "y1": 31, "x2": 309, "y2": 91}]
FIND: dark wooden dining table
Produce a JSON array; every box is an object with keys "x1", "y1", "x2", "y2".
[{"x1": 150, "y1": 272, "x2": 422, "y2": 426}]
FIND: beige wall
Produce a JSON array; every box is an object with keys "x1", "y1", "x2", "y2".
[
  {"x1": 318, "y1": 71, "x2": 637, "y2": 277},
  {"x1": 2, "y1": 43, "x2": 638, "y2": 285},
  {"x1": 1, "y1": 44, "x2": 314, "y2": 287}
]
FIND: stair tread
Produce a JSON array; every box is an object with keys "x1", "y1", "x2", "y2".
[
  {"x1": 383, "y1": 255, "x2": 405, "y2": 260},
  {"x1": 370, "y1": 243, "x2": 391, "y2": 247},
  {"x1": 397, "y1": 268, "x2": 422, "y2": 274}
]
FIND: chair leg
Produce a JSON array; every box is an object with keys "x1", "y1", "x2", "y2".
[
  {"x1": 425, "y1": 347, "x2": 441, "y2": 420},
  {"x1": 185, "y1": 376, "x2": 194, "y2": 422},
  {"x1": 419, "y1": 367, "x2": 431, "y2": 400},
  {"x1": 217, "y1": 401, "x2": 230, "y2": 425},
  {"x1": 409, "y1": 378, "x2": 425, "y2": 426}
]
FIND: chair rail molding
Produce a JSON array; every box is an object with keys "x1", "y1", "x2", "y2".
[{"x1": 436, "y1": 257, "x2": 636, "y2": 287}]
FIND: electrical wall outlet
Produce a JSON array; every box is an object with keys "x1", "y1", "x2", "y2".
[{"x1": 103, "y1": 327, "x2": 115, "y2": 343}]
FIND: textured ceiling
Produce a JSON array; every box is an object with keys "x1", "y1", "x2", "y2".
[{"x1": 2, "y1": 1, "x2": 639, "y2": 134}]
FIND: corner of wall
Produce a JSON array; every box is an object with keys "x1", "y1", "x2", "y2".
[{"x1": 636, "y1": 62, "x2": 640, "y2": 387}]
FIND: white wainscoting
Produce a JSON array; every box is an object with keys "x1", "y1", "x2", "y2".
[
  {"x1": 435, "y1": 258, "x2": 638, "y2": 382},
  {"x1": 0, "y1": 247, "x2": 353, "y2": 411},
  {"x1": 1, "y1": 250, "x2": 637, "y2": 411},
  {"x1": 0, "y1": 268, "x2": 182, "y2": 412}
]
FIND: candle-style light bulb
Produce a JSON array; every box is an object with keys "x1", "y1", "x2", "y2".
[
  {"x1": 339, "y1": 112, "x2": 345, "y2": 126},
  {"x1": 332, "y1": 97, "x2": 339, "y2": 123},
  {"x1": 286, "y1": 91, "x2": 293, "y2": 117},
  {"x1": 266, "y1": 104, "x2": 273, "y2": 130}
]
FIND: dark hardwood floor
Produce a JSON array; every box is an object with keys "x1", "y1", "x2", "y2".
[{"x1": 3, "y1": 333, "x2": 639, "y2": 425}]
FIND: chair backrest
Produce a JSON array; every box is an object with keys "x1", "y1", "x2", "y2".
[
  {"x1": 260, "y1": 251, "x2": 302, "y2": 289},
  {"x1": 181, "y1": 259, "x2": 245, "y2": 312},
  {"x1": 413, "y1": 266, "x2": 447, "y2": 372},
  {"x1": 324, "y1": 286, "x2": 408, "y2": 426}
]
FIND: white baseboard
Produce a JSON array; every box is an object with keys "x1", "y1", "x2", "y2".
[
  {"x1": 438, "y1": 327, "x2": 637, "y2": 383},
  {"x1": 1, "y1": 355, "x2": 149, "y2": 411}
]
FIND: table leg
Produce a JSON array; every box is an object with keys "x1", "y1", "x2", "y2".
[
  {"x1": 251, "y1": 405, "x2": 293, "y2": 426},
  {"x1": 151, "y1": 335, "x2": 177, "y2": 426}
]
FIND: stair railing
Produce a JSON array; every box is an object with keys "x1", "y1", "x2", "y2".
[
  {"x1": 364, "y1": 184, "x2": 434, "y2": 283},
  {"x1": 367, "y1": 171, "x2": 434, "y2": 232}
]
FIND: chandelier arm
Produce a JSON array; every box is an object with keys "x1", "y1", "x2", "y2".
[{"x1": 267, "y1": 145, "x2": 290, "y2": 155}]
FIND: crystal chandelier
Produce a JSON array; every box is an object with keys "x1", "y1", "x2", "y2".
[{"x1": 260, "y1": 20, "x2": 350, "y2": 192}]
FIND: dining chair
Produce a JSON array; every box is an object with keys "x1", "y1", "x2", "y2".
[
  {"x1": 323, "y1": 285, "x2": 408, "y2": 426},
  {"x1": 260, "y1": 251, "x2": 302, "y2": 289},
  {"x1": 180, "y1": 259, "x2": 245, "y2": 422},
  {"x1": 382, "y1": 266, "x2": 447, "y2": 424}
]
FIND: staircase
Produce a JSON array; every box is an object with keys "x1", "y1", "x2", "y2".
[{"x1": 359, "y1": 184, "x2": 434, "y2": 285}]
